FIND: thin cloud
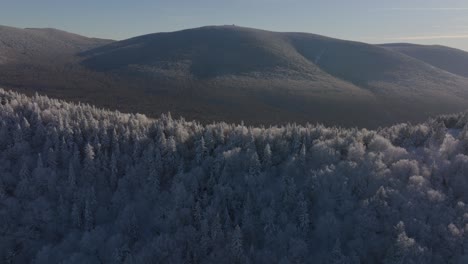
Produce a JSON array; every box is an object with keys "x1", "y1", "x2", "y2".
[
  {"x1": 362, "y1": 34, "x2": 468, "y2": 41},
  {"x1": 378, "y1": 7, "x2": 468, "y2": 11},
  {"x1": 386, "y1": 34, "x2": 468, "y2": 40}
]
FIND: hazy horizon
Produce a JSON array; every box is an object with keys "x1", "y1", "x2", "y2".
[{"x1": 2, "y1": 0, "x2": 468, "y2": 51}]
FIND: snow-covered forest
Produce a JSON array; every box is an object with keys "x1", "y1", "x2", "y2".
[{"x1": 2, "y1": 88, "x2": 468, "y2": 263}]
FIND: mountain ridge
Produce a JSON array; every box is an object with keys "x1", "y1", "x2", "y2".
[
  {"x1": 380, "y1": 42, "x2": 468, "y2": 78},
  {"x1": 2, "y1": 24, "x2": 468, "y2": 128}
]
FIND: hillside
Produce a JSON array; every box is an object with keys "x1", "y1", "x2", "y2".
[
  {"x1": 0, "y1": 25, "x2": 129, "y2": 113},
  {"x1": 80, "y1": 26, "x2": 468, "y2": 127},
  {"x1": 381, "y1": 43, "x2": 468, "y2": 78},
  {"x1": 2, "y1": 25, "x2": 468, "y2": 128},
  {"x1": 0, "y1": 25, "x2": 112, "y2": 64},
  {"x1": 2, "y1": 89, "x2": 468, "y2": 263}
]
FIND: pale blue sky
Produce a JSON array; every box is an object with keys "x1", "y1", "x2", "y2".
[{"x1": 2, "y1": 0, "x2": 468, "y2": 50}]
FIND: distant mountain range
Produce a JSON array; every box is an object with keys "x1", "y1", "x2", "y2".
[{"x1": 2, "y1": 24, "x2": 468, "y2": 128}]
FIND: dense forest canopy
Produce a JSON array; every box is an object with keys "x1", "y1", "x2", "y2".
[{"x1": 1, "y1": 88, "x2": 468, "y2": 263}]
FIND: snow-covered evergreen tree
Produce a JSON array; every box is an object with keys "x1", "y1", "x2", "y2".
[{"x1": 0, "y1": 88, "x2": 468, "y2": 263}]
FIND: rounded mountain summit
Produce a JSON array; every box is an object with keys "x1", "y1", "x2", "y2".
[{"x1": 2, "y1": 25, "x2": 468, "y2": 128}]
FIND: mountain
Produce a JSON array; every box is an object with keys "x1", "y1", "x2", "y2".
[
  {"x1": 2, "y1": 25, "x2": 468, "y2": 128},
  {"x1": 0, "y1": 25, "x2": 122, "y2": 109},
  {"x1": 0, "y1": 25, "x2": 112, "y2": 64},
  {"x1": 380, "y1": 43, "x2": 468, "y2": 78},
  {"x1": 79, "y1": 26, "x2": 468, "y2": 127}
]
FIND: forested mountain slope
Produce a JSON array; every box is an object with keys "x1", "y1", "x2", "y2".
[
  {"x1": 80, "y1": 26, "x2": 468, "y2": 127},
  {"x1": 0, "y1": 25, "x2": 112, "y2": 64},
  {"x1": 381, "y1": 43, "x2": 468, "y2": 78},
  {"x1": 2, "y1": 89, "x2": 468, "y2": 263},
  {"x1": 2, "y1": 25, "x2": 468, "y2": 128}
]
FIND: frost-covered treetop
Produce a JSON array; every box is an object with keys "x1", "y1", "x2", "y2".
[{"x1": 1, "y1": 88, "x2": 468, "y2": 263}]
